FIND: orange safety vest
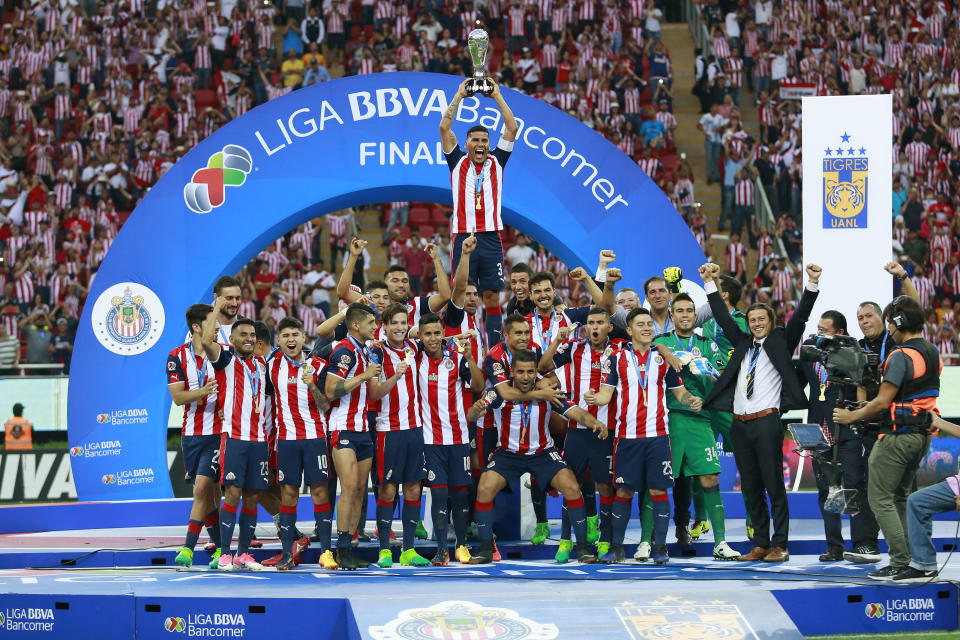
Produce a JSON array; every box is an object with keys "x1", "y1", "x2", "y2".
[{"x1": 4, "y1": 417, "x2": 33, "y2": 450}]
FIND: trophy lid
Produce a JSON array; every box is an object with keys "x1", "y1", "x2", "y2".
[{"x1": 467, "y1": 27, "x2": 488, "y2": 41}]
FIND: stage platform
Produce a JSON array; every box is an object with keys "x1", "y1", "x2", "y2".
[{"x1": 0, "y1": 516, "x2": 958, "y2": 639}]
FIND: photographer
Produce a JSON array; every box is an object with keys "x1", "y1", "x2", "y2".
[
  {"x1": 834, "y1": 295, "x2": 938, "y2": 580},
  {"x1": 797, "y1": 311, "x2": 873, "y2": 562},
  {"x1": 843, "y1": 262, "x2": 921, "y2": 564}
]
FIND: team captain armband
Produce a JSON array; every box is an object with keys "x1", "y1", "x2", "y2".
[{"x1": 497, "y1": 138, "x2": 514, "y2": 152}]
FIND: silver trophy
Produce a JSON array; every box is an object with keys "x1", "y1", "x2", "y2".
[{"x1": 466, "y1": 26, "x2": 493, "y2": 97}]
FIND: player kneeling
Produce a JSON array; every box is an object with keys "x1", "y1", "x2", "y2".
[{"x1": 466, "y1": 350, "x2": 608, "y2": 564}]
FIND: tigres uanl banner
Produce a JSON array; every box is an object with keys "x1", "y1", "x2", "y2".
[{"x1": 801, "y1": 95, "x2": 892, "y2": 335}]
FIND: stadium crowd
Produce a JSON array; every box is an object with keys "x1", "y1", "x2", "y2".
[{"x1": 1, "y1": 0, "x2": 960, "y2": 373}]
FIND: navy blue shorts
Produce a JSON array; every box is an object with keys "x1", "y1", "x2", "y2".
[
  {"x1": 425, "y1": 443, "x2": 471, "y2": 488},
  {"x1": 611, "y1": 435, "x2": 674, "y2": 491},
  {"x1": 219, "y1": 436, "x2": 270, "y2": 490},
  {"x1": 329, "y1": 430, "x2": 374, "y2": 462},
  {"x1": 452, "y1": 231, "x2": 504, "y2": 292},
  {"x1": 276, "y1": 438, "x2": 330, "y2": 486},
  {"x1": 182, "y1": 434, "x2": 221, "y2": 484},
  {"x1": 563, "y1": 428, "x2": 614, "y2": 485},
  {"x1": 485, "y1": 447, "x2": 569, "y2": 491},
  {"x1": 375, "y1": 428, "x2": 427, "y2": 485}
]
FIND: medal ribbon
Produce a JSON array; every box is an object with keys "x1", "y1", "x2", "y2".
[{"x1": 189, "y1": 342, "x2": 206, "y2": 388}]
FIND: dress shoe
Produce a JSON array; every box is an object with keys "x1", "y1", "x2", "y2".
[
  {"x1": 737, "y1": 546, "x2": 769, "y2": 561},
  {"x1": 819, "y1": 547, "x2": 844, "y2": 562},
  {"x1": 762, "y1": 547, "x2": 789, "y2": 562}
]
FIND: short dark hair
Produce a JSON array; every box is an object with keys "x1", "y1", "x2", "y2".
[
  {"x1": 345, "y1": 302, "x2": 374, "y2": 327},
  {"x1": 418, "y1": 312, "x2": 443, "y2": 330},
  {"x1": 510, "y1": 263, "x2": 534, "y2": 279},
  {"x1": 587, "y1": 306, "x2": 610, "y2": 320},
  {"x1": 232, "y1": 317, "x2": 255, "y2": 333},
  {"x1": 385, "y1": 264, "x2": 407, "y2": 278},
  {"x1": 214, "y1": 275, "x2": 242, "y2": 295},
  {"x1": 626, "y1": 307, "x2": 652, "y2": 326},
  {"x1": 12, "y1": 402, "x2": 23, "y2": 417},
  {"x1": 382, "y1": 302, "x2": 408, "y2": 325},
  {"x1": 466, "y1": 278, "x2": 479, "y2": 290},
  {"x1": 367, "y1": 279, "x2": 388, "y2": 292},
  {"x1": 858, "y1": 301, "x2": 882, "y2": 317},
  {"x1": 820, "y1": 310, "x2": 847, "y2": 333},
  {"x1": 884, "y1": 296, "x2": 925, "y2": 333},
  {"x1": 529, "y1": 271, "x2": 556, "y2": 289},
  {"x1": 718, "y1": 275, "x2": 743, "y2": 306},
  {"x1": 467, "y1": 125, "x2": 489, "y2": 138},
  {"x1": 643, "y1": 275, "x2": 667, "y2": 296},
  {"x1": 277, "y1": 316, "x2": 303, "y2": 334},
  {"x1": 503, "y1": 313, "x2": 529, "y2": 333},
  {"x1": 185, "y1": 303, "x2": 212, "y2": 331},
  {"x1": 252, "y1": 320, "x2": 270, "y2": 344},
  {"x1": 513, "y1": 349, "x2": 538, "y2": 366},
  {"x1": 672, "y1": 293, "x2": 695, "y2": 309}
]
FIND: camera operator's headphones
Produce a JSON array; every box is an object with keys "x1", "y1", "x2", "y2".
[{"x1": 889, "y1": 296, "x2": 912, "y2": 330}]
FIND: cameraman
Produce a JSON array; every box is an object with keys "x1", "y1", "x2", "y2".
[
  {"x1": 797, "y1": 311, "x2": 873, "y2": 562},
  {"x1": 845, "y1": 262, "x2": 921, "y2": 564},
  {"x1": 834, "y1": 295, "x2": 938, "y2": 580}
]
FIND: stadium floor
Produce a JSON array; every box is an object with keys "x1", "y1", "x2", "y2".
[{"x1": 0, "y1": 519, "x2": 958, "y2": 638}]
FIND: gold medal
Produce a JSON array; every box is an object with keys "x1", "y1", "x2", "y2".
[
  {"x1": 253, "y1": 396, "x2": 260, "y2": 413},
  {"x1": 641, "y1": 386, "x2": 647, "y2": 407},
  {"x1": 303, "y1": 363, "x2": 314, "y2": 374},
  {"x1": 475, "y1": 192, "x2": 481, "y2": 209},
  {"x1": 818, "y1": 383, "x2": 827, "y2": 402},
  {"x1": 743, "y1": 372, "x2": 752, "y2": 392}
]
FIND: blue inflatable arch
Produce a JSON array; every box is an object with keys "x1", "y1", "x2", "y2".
[{"x1": 68, "y1": 72, "x2": 706, "y2": 500}]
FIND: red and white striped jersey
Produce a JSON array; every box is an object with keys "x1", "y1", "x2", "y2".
[
  {"x1": 552, "y1": 339, "x2": 623, "y2": 429},
  {"x1": 541, "y1": 43, "x2": 558, "y2": 68},
  {"x1": 603, "y1": 345, "x2": 683, "y2": 439},
  {"x1": 446, "y1": 141, "x2": 512, "y2": 234},
  {"x1": 370, "y1": 340, "x2": 420, "y2": 431},
  {"x1": 734, "y1": 178, "x2": 754, "y2": 206},
  {"x1": 443, "y1": 302, "x2": 487, "y2": 365},
  {"x1": 623, "y1": 87, "x2": 641, "y2": 114},
  {"x1": 327, "y1": 336, "x2": 374, "y2": 432},
  {"x1": 726, "y1": 242, "x2": 746, "y2": 273},
  {"x1": 13, "y1": 271, "x2": 34, "y2": 304},
  {"x1": 327, "y1": 214, "x2": 348, "y2": 238},
  {"x1": 525, "y1": 307, "x2": 590, "y2": 350},
  {"x1": 417, "y1": 348, "x2": 473, "y2": 445},
  {"x1": 771, "y1": 268, "x2": 793, "y2": 302},
  {"x1": 211, "y1": 348, "x2": 269, "y2": 441},
  {"x1": 486, "y1": 390, "x2": 574, "y2": 455},
  {"x1": 912, "y1": 275, "x2": 935, "y2": 309},
  {"x1": 168, "y1": 342, "x2": 226, "y2": 436},
  {"x1": 725, "y1": 56, "x2": 743, "y2": 87},
  {"x1": 268, "y1": 353, "x2": 327, "y2": 440},
  {"x1": 508, "y1": 6, "x2": 526, "y2": 36}
]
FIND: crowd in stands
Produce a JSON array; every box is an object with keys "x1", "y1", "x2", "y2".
[{"x1": 2, "y1": 0, "x2": 960, "y2": 370}]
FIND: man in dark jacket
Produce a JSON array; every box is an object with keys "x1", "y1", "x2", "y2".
[{"x1": 699, "y1": 261, "x2": 822, "y2": 562}]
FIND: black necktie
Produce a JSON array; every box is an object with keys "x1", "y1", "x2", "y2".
[{"x1": 746, "y1": 341, "x2": 761, "y2": 399}]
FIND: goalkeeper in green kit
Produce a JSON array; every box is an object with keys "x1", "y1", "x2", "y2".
[{"x1": 649, "y1": 292, "x2": 741, "y2": 560}]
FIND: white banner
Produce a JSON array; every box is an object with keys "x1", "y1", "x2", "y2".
[
  {"x1": 802, "y1": 94, "x2": 892, "y2": 337},
  {"x1": 779, "y1": 82, "x2": 817, "y2": 100}
]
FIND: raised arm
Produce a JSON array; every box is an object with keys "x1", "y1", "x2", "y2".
[
  {"x1": 487, "y1": 78, "x2": 518, "y2": 142},
  {"x1": 425, "y1": 242, "x2": 451, "y2": 312},
  {"x1": 885, "y1": 261, "x2": 920, "y2": 304},
  {"x1": 201, "y1": 297, "x2": 225, "y2": 360},
  {"x1": 785, "y1": 264, "x2": 822, "y2": 351},
  {"x1": 440, "y1": 79, "x2": 470, "y2": 153},
  {"x1": 600, "y1": 266, "x2": 621, "y2": 315},
  {"x1": 450, "y1": 233, "x2": 476, "y2": 308},
  {"x1": 700, "y1": 262, "x2": 748, "y2": 342},
  {"x1": 538, "y1": 325, "x2": 573, "y2": 373},
  {"x1": 569, "y1": 266, "x2": 604, "y2": 306},
  {"x1": 335, "y1": 237, "x2": 366, "y2": 304}
]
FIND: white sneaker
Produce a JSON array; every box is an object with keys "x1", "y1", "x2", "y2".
[
  {"x1": 233, "y1": 552, "x2": 263, "y2": 571},
  {"x1": 633, "y1": 541, "x2": 651, "y2": 562},
  {"x1": 713, "y1": 541, "x2": 741, "y2": 561}
]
